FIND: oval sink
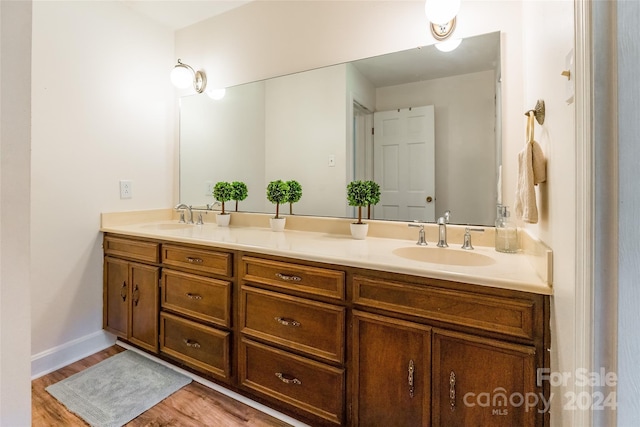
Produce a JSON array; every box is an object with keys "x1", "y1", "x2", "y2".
[
  {"x1": 140, "y1": 223, "x2": 195, "y2": 231},
  {"x1": 392, "y1": 246, "x2": 496, "y2": 267}
]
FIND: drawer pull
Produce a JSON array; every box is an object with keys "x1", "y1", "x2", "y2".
[
  {"x1": 275, "y1": 372, "x2": 302, "y2": 385},
  {"x1": 275, "y1": 273, "x2": 302, "y2": 282},
  {"x1": 120, "y1": 282, "x2": 127, "y2": 302},
  {"x1": 186, "y1": 293, "x2": 203, "y2": 300},
  {"x1": 183, "y1": 339, "x2": 201, "y2": 349},
  {"x1": 449, "y1": 370, "x2": 456, "y2": 411},
  {"x1": 186, "y1": 257, "x2": 204, "y2": 264},
  {"x1": 133, "y1": 284, "x2": 140, "y2": 306},
  {"x1": 408, "y1": 359, "x2": 415, "y2": 398},
  {"x1": 274, "y1": 317, "x2": 301, "y2": 327}
]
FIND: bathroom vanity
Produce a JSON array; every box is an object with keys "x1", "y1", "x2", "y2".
[{"x1": 101, "y1": 210, "x2": 551, "y2": 427}]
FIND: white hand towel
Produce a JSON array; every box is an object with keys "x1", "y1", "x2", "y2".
[{"x1": 515, "y1": 114, "x2": 546, "y2": 223}]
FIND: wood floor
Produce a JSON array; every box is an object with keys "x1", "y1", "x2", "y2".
[{"x1": 32, "y1": 345, "x2": 293, "y2": 427}]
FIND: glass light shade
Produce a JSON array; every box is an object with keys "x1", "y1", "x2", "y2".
[
  {"x1": 207, "y1": 88, "x2": 226, "y2": 100},
  {"x1": 435, "y1": 38, "x2": 462, "y2": 52},
  {"x1": 424, "y1": 0, "x2": 461, "y2": 25},
  {"x1": 170, "y1": 65, "x2": 193, "y2": 89}
]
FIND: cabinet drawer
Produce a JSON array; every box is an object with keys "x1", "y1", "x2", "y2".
[
  {"x1": 161, "y1": 269, "x2": 231, "y2": 328},
  {"x1": 104, "y1": 235, "x2": 159, "y2": 263},
  {"x1": 162, "y1": 244, "x2": 232, "y2": 277},
  {"x1": 353, "y1": 275, "x2": 536, "y2": 340},
  {"x1": 240, "y1": 286, "x2": 345, "y2": 363},
  {"x1": 239, "y1": 338, "x2": 345, "y2": 426},
  {"x1": 160, "y1": 312, "x2": 230, "y2": 381},
  {"x1": 241, "y1": 256, "x2": 345, "y2": 300}
]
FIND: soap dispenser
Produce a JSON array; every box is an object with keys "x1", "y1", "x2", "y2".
[{"x1": 495, "y1": 205, "x2": 518, "y2": 253}]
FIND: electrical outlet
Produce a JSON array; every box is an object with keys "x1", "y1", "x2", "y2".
[
  {"x1": 328, "y1": 154, "x2": 336, "y2": 167},
  {"x1": 120, "y1": 180, "x2": 132, "y2": 199}
]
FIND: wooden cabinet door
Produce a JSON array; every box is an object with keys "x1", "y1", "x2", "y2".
[
  {"x1": 352, "y1": 310, "x2": 431, "y2": 427},
  {"x1": 432, "y1": 330, "x2": 537, "y2": 427},
  {"x1": 104, "y1": 257, "x2": 129, "y2": 339},
  {"x1": 129, "y1": 262, "x2": 159, "y2": 352}
]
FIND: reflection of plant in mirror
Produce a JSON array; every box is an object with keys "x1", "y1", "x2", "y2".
[
  {"x1": 347, "y1": 180, "x2": 370, "y2": 224},
  {"x1": 366, "y1": 181, "x2": 381, "y2": 220},
  {"x1": 231, "y1": 181, "x2": 248, "y2": 212},
  {"x1": 213, "y1": 181, "x2": 233, "y2": 215},
  {"x1": 286, "y1": 180, "x2": 302, "y2": 215},
  {"x1": 266, "y1": 180, "x2": 290, "y2": 219}
]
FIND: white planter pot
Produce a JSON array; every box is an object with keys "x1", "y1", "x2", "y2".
[
  {"x1": 269, "y1": 217, "x2": 286, "y2": 232},
  {"x1": 350, "y1": 222, "x2": 369, "y2": 240},
  {"x1": 216, "y1": 213, "x2": 231, "y2": 227}
]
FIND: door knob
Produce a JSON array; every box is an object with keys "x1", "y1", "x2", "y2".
[{"x1": 426, "y1": 196, "x2": 433, "y2": 203}]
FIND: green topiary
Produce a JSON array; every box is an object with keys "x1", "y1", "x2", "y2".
[
  {"x1": 213, "y1": 181, "x2": 233, "y2": 214},
  {"x1": 231, "y1": 181, "x2": 248, "y2": 212},
  {"x1": 366, "y1": 180, "x2": 381, "y2": 219},
  {"x1": 286, "y1": 180, "x2": 302, "y2": 215},
  {"x1": 347, "y1": 180, "x2": 370, "y2": 224},
  {"x1": 266, "y1": 180, "x2": 290, "y2": 219}
]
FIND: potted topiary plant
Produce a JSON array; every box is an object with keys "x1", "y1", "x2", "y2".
[
  {"x1": 286, "y1": 180, "x2": 302, "y2": 215},
  {"x1": 213, "y1": 181, "x2": 233, "y2": 226},
  {"x1": 266, "y1": 179, "x2": 290, "y2": 231},
  {"x1": 231, "y1": 181, "x2": 248, "y2": 212},
  {"x1": 366, "y1": 180, "x2": 381, "y2": 219},
  {"x1": 347, "y1": 180, "x2": 371, "y2": 239}
]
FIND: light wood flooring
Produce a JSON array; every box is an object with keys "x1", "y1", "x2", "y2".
[{"x1": 32, "y1": 345, "x2": 293, "y2": 427}]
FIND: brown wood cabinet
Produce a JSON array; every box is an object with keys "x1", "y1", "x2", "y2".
[
  {"x1": 103, "y1": 237, "x2": 160, "y2": 353},
  {"x1": 103, "y1": 233, "x2": 550, "y2": 427},
  {"x1": 351, "y1": 310, "x2": 432, "y2": 427},
  {"x1": 431, "y1": 329, "x2": 537, "y2": 427}
]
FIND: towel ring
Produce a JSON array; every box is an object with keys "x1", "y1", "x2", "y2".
[{"x1": 524, "y1": 99, "x2": 545, "y2": 144}]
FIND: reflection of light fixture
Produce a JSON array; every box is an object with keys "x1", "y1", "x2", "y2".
[
  {"x1": 207, "y1": 88, "x2": 226, "y2": 100},
  {"x1": 170, "y1": 59, "x2": 206, "y2": 93},
  {"x1": 425, "y1": 0, "x2": 461, "y2": 41},
  {"x1": 435, "y1": 38, "x2": 462, "y2": 52}
]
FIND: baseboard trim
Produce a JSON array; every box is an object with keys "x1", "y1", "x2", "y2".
[
  {"x1": 31, "y1": 330, "x2": 116, "y2": 380},
  {"x1": 116, "y1": 340, "x2": 310, "y2": 427}
]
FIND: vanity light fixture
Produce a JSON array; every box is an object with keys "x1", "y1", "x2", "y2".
[
  {"x1": 435, "y1": 38, "x2": 462, "y2": 52},
  {"x1": 170, "y1": 59, "x2": 207, "y2": 93},
  {"x1": 206, "y1": 87, "x2": 226, "y2": 100},
  {"x1": 425, "y1": 0, "x2": 461, "y2": 41}
]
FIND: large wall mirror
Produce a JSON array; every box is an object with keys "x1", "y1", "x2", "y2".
[{"x1": 180, "y1": 31, "x2": 501, "y2": 226}]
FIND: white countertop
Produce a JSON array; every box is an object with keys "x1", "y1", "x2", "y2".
[{"x1": 100, "y1": 217, "x2": 552, "y2": 295}]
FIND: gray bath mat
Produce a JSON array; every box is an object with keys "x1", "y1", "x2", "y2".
[{"x1": 46, "y1": 350, "x2": 191, "y2": 427}]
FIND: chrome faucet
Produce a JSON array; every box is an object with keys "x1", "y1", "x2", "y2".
[
  {"x1": 408, "y1": 223, "x2": 428, "y2": 246},
  {"x1": 461, "y1": 227, "x2": 485, "y2": 250},
  {"x1": 436, "y1": 210, "x2": 451, "y2": 248},
  {"x1": 175, "y1": 203, "x2": 193, "y2": 224}
]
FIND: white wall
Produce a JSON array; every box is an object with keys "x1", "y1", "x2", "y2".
[
  {"x1": 30, "y1": 1, "x2": 175, "y2": 375},
  {"x1": 0, "y1": 1, "x2": 33, "y2": 423},
  {"x1": 521, "y1": 1, "x2": 575, "y2": 425}
]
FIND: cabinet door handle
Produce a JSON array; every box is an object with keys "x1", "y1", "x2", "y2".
[
  {"x1": 120, "y1": 281, "x2": 127, "y2": 302},
  {"x1": 275, "y1": 317, "x2": 301, "y2": 327},
  {"x1": 186, "y1": 257, "x2": 203, "y2": 264},
  {"x1": 183, "y1": 339, "x2": 201, "y2": 349},
  {"x1": 275, "y1": 372, "x2": 302, "y2": 385},
  {"x1": 408, "y1": 359, "x2": 415, "y2": 398},
  {"x1": 133, "y1": 284, "x2": 140, "y2": 306},
  {"x1": 186, "y1": 293, "x2": 203, "y2": 300},
  {"x1": 449, "y1": 370, "x2": 456, "y2": 411},
  {"x1": 275, "y1": 273, "x2": 302, "y2": 282}
]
